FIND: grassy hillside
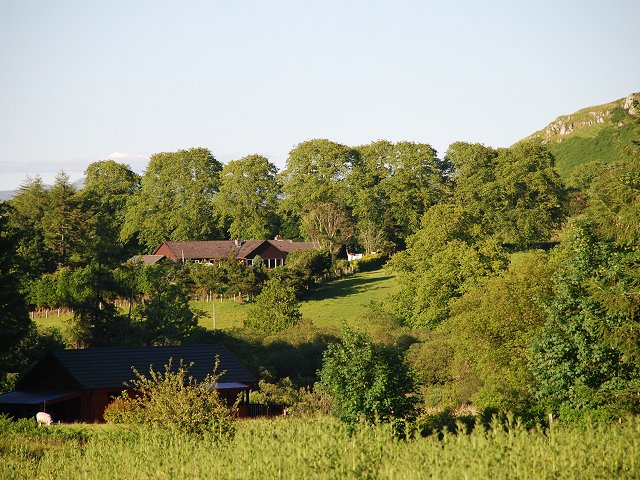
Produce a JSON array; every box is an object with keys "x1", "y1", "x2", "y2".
[
  {"x1": 196, "y1": 268, "x2": 398, "y2": 330},
  {"x1": 34, "y1": 268, "x2": 398, "y2": 337},
  {"x1": 519, "y1": 93, "x2": 639, "y2": 179}
]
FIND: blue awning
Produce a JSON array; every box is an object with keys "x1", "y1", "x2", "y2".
[{"x1": 0, "y1": 390, "x2": 79, "y2": 405}]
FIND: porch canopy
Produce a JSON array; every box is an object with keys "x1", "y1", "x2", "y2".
[{"x1": 0, "y1": 390, "x2": 79, "y2": 406}]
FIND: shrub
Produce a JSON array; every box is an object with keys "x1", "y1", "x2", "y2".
[
  {"x1": 319, "y1": 326, "x2": 417, "y2": 426},
  {"x1": 104, "y1": 358, "x2": 236, "y2": 440},
  {"x1": 351, "y1": 253, "x2": 387, "y2": 273},
  {"x1": 251, "y1": 378, "x2": 333, "y2": 417},
  {"x1": 245, "y1": 279, "x2": 302, "y2": 333}
]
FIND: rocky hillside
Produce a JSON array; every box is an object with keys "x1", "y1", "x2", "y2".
[{"x1": 519, "y1": 92, "x2": 639, "y2": 179}]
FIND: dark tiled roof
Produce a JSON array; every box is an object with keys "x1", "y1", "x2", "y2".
[
  {"x1": 158, "y1": 240, "x2": 317, "y2": 260},
  {"x1": 51, "y1": 344, "x2": 256, "y2": 390},
  {"x1": 161, "y1": 241, "x2": 239, "y2": 260}
]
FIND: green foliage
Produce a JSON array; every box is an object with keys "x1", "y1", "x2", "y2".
[
  {"x1": 586, "y1": 154, "x2": 640, "y2": 246},
  {"x1": 251, "y1": 378, "x2": 333, "y2": 417},
  {"x1": 491, "y1": 143, "x2": 567, "y2": 247},
  {"x1": 104, "y1": 358, "x2": 235, "y2": 439},
  {"x1": 279, "y1": 247, "x2": 332, "y2": 291},
  {"x1": 245, "y1": 278, "x2": 302, "y2": 333},
  {"x1": 121, "y1": 147, "x2": 222, "y2": 250},
  {"x1": 37, "y1": 264, "x2": 126, "y2": 347},
  {"x1": 301, "y1": 202, "x2": 353, "y2": 254},
  {"x1": 319, "y1": 326, "x2": 417, "y2": 425},
  {"x1": 0, "y1": 203, "x2": 31, "y2": 366},
  {"x1": 442, "y1": 251, "x2": 555, "y2": 410},
  {"x1": 389, "y1": 204, "x2": 508, "y2": 328},
  {"x1": 448, "y1": 141, "x2": 566, "y2": 247},
  {"x1": 565, "y1": 160, "x2": 608, "y2": 191},
  {"x1": 214, "y1": 154, "x2": 281, "y2": 239},
  {"x1": 41, "y1": 172, "x2": 89, "y2": 266},
  {"x1": 79, "y1": 160, "x2": 141, "y2": 263},
  {"x1": 349, "y1": 253, "x2": 387, "y2": 273},
  {"x1": 280, "y1": 139, "x2": 356, "y2": 215},
  {"x1": 530, "y1": 224, "x2": 640, "y2": 417},
  {"x1": 132, "y1": 264, "x2": 200, "y2": 345},
  {"x1": 354, "y1": 140, "x2": 450, "y2": 247},
  {"x1": 6, "y1": 176, "x2": 55, "y2": 282}
]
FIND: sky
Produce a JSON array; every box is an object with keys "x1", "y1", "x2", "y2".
[{"x1": 1, "y1": 0, "x2": 639, "y2": 191}]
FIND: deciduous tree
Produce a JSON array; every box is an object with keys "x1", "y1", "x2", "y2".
[
  {"x1": 319, "y1": 326, "x2": 416, "y2": 425},
  {"x1": 121, "y1": 148, "x2": 222, "y2": 250},
  {"x1": 214, "y1": 154, "x2": 281, "y2": 239}
]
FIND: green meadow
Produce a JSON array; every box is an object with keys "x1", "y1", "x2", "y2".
[{"x1": 34, "y1": 268, "x2": 399, "y2": 337}]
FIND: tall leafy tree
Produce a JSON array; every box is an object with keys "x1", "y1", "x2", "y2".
[
  {"x1": 301, "y1": 202, "x2": 353, "y2": 254},
  {"x1": 492, "y1": 143, "x2": 566, "y2": 247},
  {"x1": 42, "y1": 172, "x2": 89, "y2": 266},
  {"x1": 319, "y1": 326, "x2": 417, "y2": 425},
  {"x1": 44, "y1": 264, "x2": 128, "y2": 348},
  {"x1": 280, "y1": 139, "x2": 357, "y2": 218},
  {"x1": 7, "y1": 176, "x2": 55, "y2": 282},
  {"x1": 245, "y1": 277, "x2": 302, "y2": 333},
  {"x1": 442, "y1": 250, "x2": 555, "y2": 410},
  {"x1": 389, "y1": 203, "x2": 508, "y2": 328},
  {"x1": 80, "y1": 160, "x2": 141, "y2": 263},
  {"x1": 447, "y1": 141, "x2": 566, "y2": 248},
  {"x1": 121, "y1": 148, "x2": 223, "y2": 250},
  {"x1": 377, "y1": 141, "x2": 450, "y2": 243},
  {"x1": 0, "y1": 203, "x2": 31, "y2": 376},
  {"x1": 132, "y1": 264, "x2": 200, "y2": 346},
  {"x1": 214, "y1": 154, "x2": 281, "y2": 239},
  {"x1": 352, "y1": 140, "x2": 451, "y2": 249},
  {"x1": 530, "y1": 224, "x2": 640, "y2": 417}
]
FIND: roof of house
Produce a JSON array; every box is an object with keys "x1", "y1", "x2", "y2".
[
  {"x1": 155, "y1": 239, "x2": 317, "y2": 261},
  {"x1": 23, "y1": 344, "x2": 256, "y2": 391}
]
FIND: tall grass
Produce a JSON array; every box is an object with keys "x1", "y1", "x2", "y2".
[{"x1": 3, "y1": 416, "x2": 640, "y2": 479}]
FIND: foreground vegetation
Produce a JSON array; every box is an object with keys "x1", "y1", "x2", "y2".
[{"x1": 2, "y1": 415, "x2": 639, "y2": 479}]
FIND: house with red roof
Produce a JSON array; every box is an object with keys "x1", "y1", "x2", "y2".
[{"x1": 152, "y1": 238, "x2": 318, "y2": 268}]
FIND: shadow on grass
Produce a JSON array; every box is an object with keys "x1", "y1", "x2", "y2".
[
  {"x1": 302, "y1": 275, "x2": 395, "y2": 302},
  {"x1": 188, "y1": 325, "x2": 340, "y2": 387}
]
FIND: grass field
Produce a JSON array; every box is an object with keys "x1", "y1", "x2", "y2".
[
  {"x1": 3, "y1": 416, "x2": 640, "y2": 479},
  {"x1": 34, "y1": 268, "x2": 399, "y2": 336}
]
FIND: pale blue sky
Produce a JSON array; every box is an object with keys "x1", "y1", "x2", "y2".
[{"x1": 1, "y1": 0, "x2": 638, "y2": 190}]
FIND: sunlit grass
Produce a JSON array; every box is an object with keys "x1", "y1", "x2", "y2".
[
  {"x1": 3, "y1": 416, "x2": 640, "y2": 479},
  {"x1": 33, "y1": 268, "x2": 398, "y2": 339}
]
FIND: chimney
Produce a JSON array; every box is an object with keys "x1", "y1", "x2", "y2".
[{"x1": 234, "y1": 239, "x2": 243, "y2": 247}]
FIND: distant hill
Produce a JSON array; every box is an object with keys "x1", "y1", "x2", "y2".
[
  {"x1": 519, "y1": 92, "x2": 639, "y2": 179},
  {"x1": 0, "y1": 190, "x2": 16, "y2": 201},
  {"x1": 0, "y1": 177, "x2": 85, "y2": 202}
]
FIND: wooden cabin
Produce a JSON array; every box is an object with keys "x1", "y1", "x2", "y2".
[{"x1": 0, "y1": 344, "x2": 256, "y2": 422}]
